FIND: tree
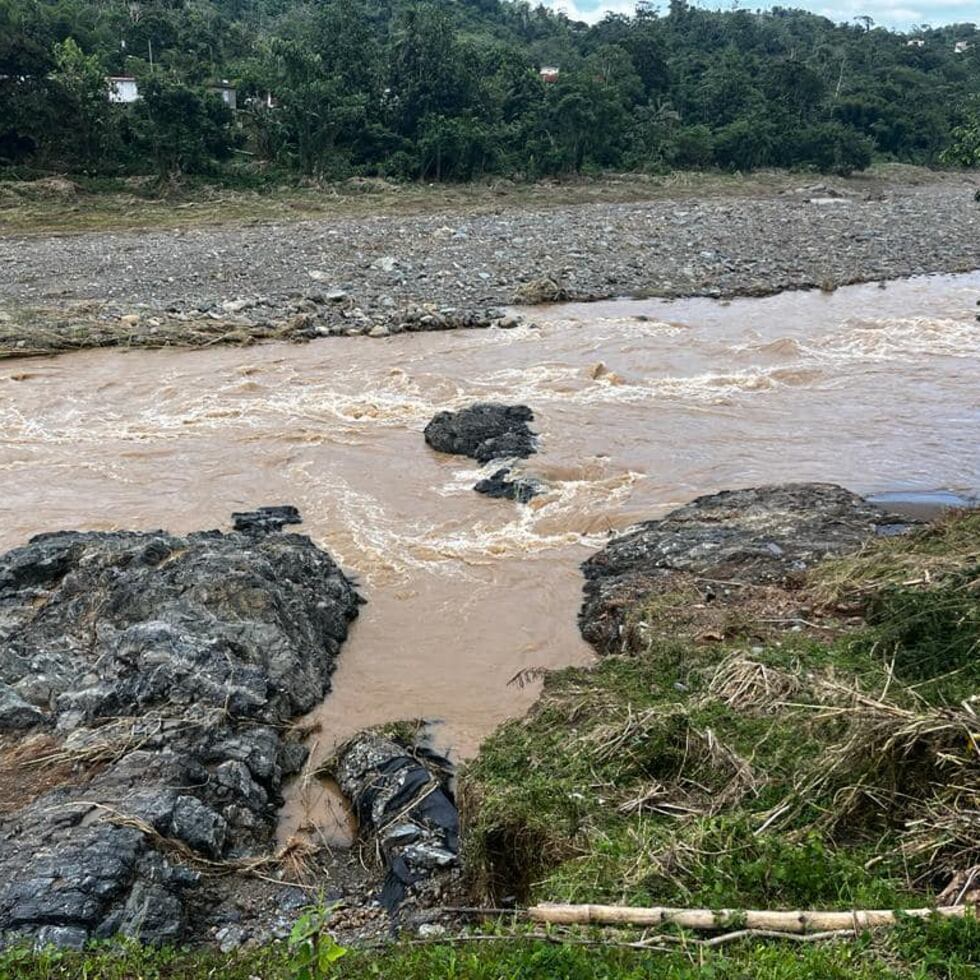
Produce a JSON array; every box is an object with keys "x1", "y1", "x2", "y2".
[
  {"x1": 133, "y1": 76, "x2": 236, "y2": 177},
  {"x1": 795, "y1": 122, "x2": 873, "y2": 175},
  {"x1": 941, "y1": 102, "x2": 980, "y2": 167},
  {"x1": 49, "y1": 38, "x2": 116, "y2": 168}
]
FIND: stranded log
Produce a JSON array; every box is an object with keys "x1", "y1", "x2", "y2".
[{"x1": 528, "y1": 903, "x2": 970, "y2": 933}]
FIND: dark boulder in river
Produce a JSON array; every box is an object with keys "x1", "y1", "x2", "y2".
[
  {"x1": 580, "y1": 483, "x2": 910, "y2": 654},
  {"x1": 474, "y1": 467, "x2": 541, "y2": 503},
  {"x1": 0, "y1": 516, "x2": 361, "y2": 947},
  {"x1": 231, "y1": 504, "x2": 303, "y2": 534},
  {"x1": 424, "y1": 404, "x2": 537, "y2": 463}
]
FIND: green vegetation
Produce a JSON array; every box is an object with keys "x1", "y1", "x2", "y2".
[
  {"x1": 1, "y1": 1, "x2": 979, "y2": 182},
  {"x1": 2, "y1": 916, "x2": 980, "y2": 978},
  {"x1": 462, "y1": 513, "x2": 979, "y2": 916}
]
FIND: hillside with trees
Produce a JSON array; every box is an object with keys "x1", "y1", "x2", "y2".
[{"x1": 1, "y1": 0, "x2": 979, "y2": 180}]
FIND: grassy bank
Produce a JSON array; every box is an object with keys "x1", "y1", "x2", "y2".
[
  {"x1": 1, "y1": 512, "x2": 976, "y2": 977},
  {"x1": 462, "y1": 513, "x2": 978, "y2": 912},
  {"x1": 0, "y1": 165, "x2": 947, "y2": 237}
]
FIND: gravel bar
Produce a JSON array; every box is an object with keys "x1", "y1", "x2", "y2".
[{"x1": 2, "y1": 176, "x2": 979, "y2": 353}]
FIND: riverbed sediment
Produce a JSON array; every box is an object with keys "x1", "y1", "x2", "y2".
[{"x1": 1, "y1": 171, "x2": 979, "y2": 357}]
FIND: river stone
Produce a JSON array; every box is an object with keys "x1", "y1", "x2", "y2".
[
  {"x1": 231, "y1": 504, "x2": 302, "y2": 533},
  {"x1": 0, "y1": 515, "x2": 361, "y2": 947},
  {"x1": 334, "y1": 734, "x2": 459, "y2": 912},
  {"x1": 579, "y1": 483, "x2": 910, "y2": 653},
  {"x1": 424, "y1": 404, "x2": 537, "y2": 463},
  {"x1": 0, "y1": 683, "x2": 45, "y2": 730},
  {"x1": 474, "y1": 468, "x2": 541, "y2": 503}
]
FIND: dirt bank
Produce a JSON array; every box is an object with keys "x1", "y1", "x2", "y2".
[{"x1": 1, "y1": 170, "x2": 978, "y2": 358}]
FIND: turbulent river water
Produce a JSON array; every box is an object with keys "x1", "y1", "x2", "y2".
[{"x1": 1, "y1": 272, "x2": 978, "y2": 845}]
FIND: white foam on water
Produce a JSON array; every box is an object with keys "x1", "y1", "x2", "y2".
[{"x1": 814, "y1": 316, "x2": 979, "y2": 362}]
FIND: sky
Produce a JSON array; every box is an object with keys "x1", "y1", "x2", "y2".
[{"x1": 541, "y1": 0, "x2": 980, "y2": 31}]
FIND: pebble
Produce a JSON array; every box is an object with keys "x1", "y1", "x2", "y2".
[{"x1": 216, "y1": 925, "x2": 246, "y2": 953}]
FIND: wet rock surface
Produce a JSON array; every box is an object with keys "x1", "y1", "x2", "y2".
[
  {"x1": 3, "y1": 175, "x2": 979, "y2": 355},
  {"x1": 580, "y1": 483, "x2": 909, "y2": 653},
  {"x1": 334, "y1": 734, "x2": 459, "y2": 914},
  {"x1": 425, "y1": 404, "x2": 537, "y2": 464},
  {"x1": 474, "y1": 468, "x2": 541, "y2": 503},
  {"x1": 232, "y1": 505, "x2": 303, "y2": 534},
  {"x1": 0, "y1": 515, "x2": 361, "y2": 947}
]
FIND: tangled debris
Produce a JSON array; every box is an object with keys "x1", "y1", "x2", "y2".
[{"x1": 333, "y1": 733, "x2": 460, "y2": 913}]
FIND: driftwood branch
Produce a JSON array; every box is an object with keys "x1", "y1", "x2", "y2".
[{"x1": 529, "y1": 903, "x2": 970, "y2": 933}]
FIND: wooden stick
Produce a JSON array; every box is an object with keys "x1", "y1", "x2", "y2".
[{"x1": 528, "y1": 903, "x2": 970, "y2": 933}]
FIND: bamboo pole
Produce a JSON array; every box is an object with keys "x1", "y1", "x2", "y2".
[{"x1": 528, "y1": 903, "x2": 970, "y2": 934}]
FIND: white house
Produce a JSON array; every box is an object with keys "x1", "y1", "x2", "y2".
[
  {"x1": 107, "y1": 76, "x2": 139, "y2": 103},
  {"x1": 105, "y1": 76, "x2": 238, "y2": 109},
  {"x1": 906, "y1": 38, "x2": 925, "y2": 48},
  {"x1": 954, "y1": 40, "x2": 973, "y2": 54},
  {"x1": 207, "y1": 81, "x2": 237, "y2": 110},
  {"x1": 539, "y1": 66, "x2": 560, "y2": 84}
]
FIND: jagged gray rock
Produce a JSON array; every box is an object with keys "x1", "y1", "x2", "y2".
[
  {"x1": 0, "y1": 516, "x2": 361, "y2": 947},
  {"x1": 424, "y1": 404, "x2": 537, "y2": 464},
  {"x1": 474, "y1": 468, "x2": 541, "y2": 503},
  {"x1": 580, "y1": 483, "x2": 909, "y2": 653}
]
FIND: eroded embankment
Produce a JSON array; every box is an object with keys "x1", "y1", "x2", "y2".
[{"x1": 461, "y1": 490, "x2": 980, "y2": 921}]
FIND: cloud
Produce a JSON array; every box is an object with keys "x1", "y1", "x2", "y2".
[{"x1": 540, "y1": 0, "x2": 978, "y2": 29}]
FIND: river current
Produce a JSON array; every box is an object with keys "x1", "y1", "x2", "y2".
[{"x1": 1, "y1": 273, "x2": 977, "y2": 844}]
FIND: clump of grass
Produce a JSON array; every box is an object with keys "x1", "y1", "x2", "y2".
[
  {"x1": 810, "y1": 511, "x2": 980, "y2": 607},
  {"x1": 704, "y1": 652, "x2": 803, "y2": 714}
]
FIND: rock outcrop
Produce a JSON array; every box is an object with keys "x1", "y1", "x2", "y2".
[
  {"x1": 424, "y1": 404, "x2": 537, "y2": 464},
  {"x1": 580, "y1": 483, "x2": 909, "y2": 653},
  {"x1": 473, "y1": 468, "x2": 541, "y2": 503},
  {"x1": 334, "y1": 734, "x2": 459, "y2": 913},
  {"x1": 0, "y1": 515, "x2": 361, "y2": 947}
]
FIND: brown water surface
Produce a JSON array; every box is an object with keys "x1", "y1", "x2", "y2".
[{"x1": 1, "y1": 273, "x2": 977, "y2": 844}]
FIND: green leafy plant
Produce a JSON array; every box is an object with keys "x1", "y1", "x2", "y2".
[{"x1": 287, "y1": 898, "x2": 347, "y2": 980}]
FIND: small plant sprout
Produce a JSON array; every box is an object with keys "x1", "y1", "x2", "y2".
[{"x1": 287, "y1": 896, "x2": 347, "y2": 980}]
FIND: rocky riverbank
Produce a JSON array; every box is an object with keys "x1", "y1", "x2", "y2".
[
  {"x1": 0, "y1": 483, "x2": 976, "y2": 974},
  {"x1": 463, "y1": 486, "x2": 979, "y2": 933},
  {"x1": 579, "y1": 483, "x2": 912, "y2": 654},
  {"x1": 2, "y1": 171, "x2": 979, "y2": 357},
  {"x1": 0, "y1": 513, "x2": 376, "y2": 949}
]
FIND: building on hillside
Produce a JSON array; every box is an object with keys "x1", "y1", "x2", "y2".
[
  {"x1": 906, "y1": 38, "x2": 925, "y2": 47},
  {"x1": 539, "y1": 66, "x2": 560, "y2": 84},
  {"x1": 244, "y1": 91, "x2": 278, "y2": 110},
  {"x1": 107, "y1": 76, "x2": 139, "y2": 103},
  {"x1": 954, "y1": 40, "x2": 973, "y2": 54},
  {"x1": 105, "y1": 76, "x2": 239, "y2": 109},
  {"x1": 207, "y1": 81, "x2": 237, "y2": 110}
]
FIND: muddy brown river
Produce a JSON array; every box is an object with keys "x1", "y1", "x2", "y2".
[{"x1": 1, "y1": 273, "x2": 978, "y2": 845}]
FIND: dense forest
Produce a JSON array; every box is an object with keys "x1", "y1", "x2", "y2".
[{"x1": 1, "y1": 0, "x2": 979, "y2": 181}]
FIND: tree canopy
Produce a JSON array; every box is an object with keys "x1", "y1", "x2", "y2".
[{"x1": 1, "y1": 0, "x2": 978, "y2": 179}]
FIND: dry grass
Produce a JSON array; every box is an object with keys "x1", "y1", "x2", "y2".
[
  {"x1": 810, "y1": 511, "x2": 980, "y2": 608},
  {"x1": 704, "y1": 652, "x2": 804, "y2": 715},
  {"x1": 59, "y1": 799, "x2": 322, "y2": 884},
  {"x1": 619, "y1": 574, "x2": 839, "y2": 657},
  {"x1": 0, "y1": 164, "x2": 951, "y2": 237}
]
